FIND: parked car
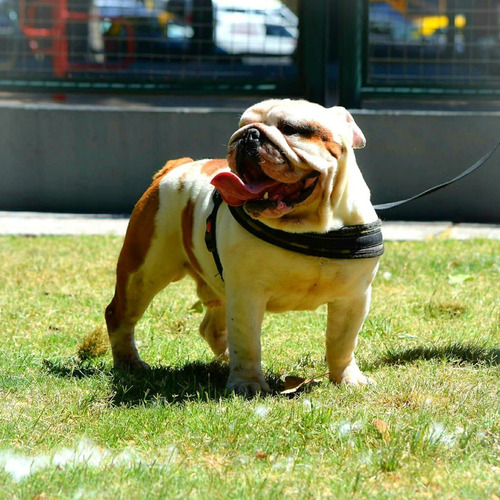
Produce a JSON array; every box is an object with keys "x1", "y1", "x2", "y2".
[
  {"x1": 95, "y1": 0, "x2": 189, "y2": 62},
  {"x1": 164, "y1": 0, "x2": 298, "y2": 61}
]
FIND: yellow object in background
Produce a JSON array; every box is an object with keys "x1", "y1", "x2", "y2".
[{"x1": 416, "y1": 14, "x2": 466, "y2": 37}]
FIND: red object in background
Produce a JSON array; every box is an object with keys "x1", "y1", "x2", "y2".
[{"x1": 18, "y1": 0, "x2": 135, "y2": 77}]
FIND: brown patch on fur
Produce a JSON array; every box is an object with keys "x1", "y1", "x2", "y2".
[
  {"x1": 153, "y1": 157, "x2": 193, "y2": 181},
  {"x1": 106, "y1": 173, "x2": 164, "y2": 332},
  {"x1": 315, "y1": 123, "x2": 334, "y2": 143},
  {"x1": 302, "y1": 123, "x2": 343, "y2": 160},
  {"x1": 200, "y1": 158, "x2": 228, "y2": 176},
  {"x1": 177, "y1": 178, "x2": 186, "y2": 193},
  {"x1": 326, "y1": 141, "x2": 343, "y2": 160},
  {"x1": 181, "y1": 199, "x2": 203, "y2": 275}
]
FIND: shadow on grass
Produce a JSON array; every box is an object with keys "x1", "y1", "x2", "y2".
[
  {"x1": 43, "y1": 358, "x2": 285, "y2": 405},
  {"x1": 372, "y1": 341, "x2": 499, "y2": 368},
  {"x1": 44, "y1": 341, "x2": 498, "y2": 405}
]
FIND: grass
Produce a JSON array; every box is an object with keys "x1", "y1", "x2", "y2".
[{"x1": 0, "y1": 235, "x2": 498, "y2": 499}]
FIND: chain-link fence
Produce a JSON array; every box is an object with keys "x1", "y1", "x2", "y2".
[
  {"x1": 0, "y1": 0, "x2": 499, "y2": 101},
  {"x1": 0, "y1": 0, "x2": 301, "y2": 93},
  {"x1": 366, "y1": 0, "x2": 500, "y2": 89}
]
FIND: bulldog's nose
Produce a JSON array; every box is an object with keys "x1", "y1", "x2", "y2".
[{"x1": 245, "y1": 128, "x2": 261, "y2": 143}]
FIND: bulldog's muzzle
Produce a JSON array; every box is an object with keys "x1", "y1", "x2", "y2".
[
  {"x1": 212, "y1": 124, "x2": 321, "y2": 218},
  {"x1": 235, "y1": 127, "x2": 267, "y2": 183}
]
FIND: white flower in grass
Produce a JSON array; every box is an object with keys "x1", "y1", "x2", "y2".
[
  {"x1": 427, "y1": 423, "x2": 463, "y2": 447},
  {"x1": 53, "y1": 438, "x2": 106, "y2": 468},
  {"x1": 271, "y1": 456, "x2": 295, "y2": 472},
  {"x1": 165, "y1": 444, "x2": 179, "y2": 463},
  {"x1": 359, "y1": 451, "x2": 373, "y2": 465},
  {"x1": 337, "y1": 420, "x2": 362, "y2": 436},
  {"x1": 476, "y1": 430, "x2": 486, "y2": 440},
  {"x1": 0, "y1": 438, "x2": 182, "y2": 481},
  {"x1": 112, "y1": 448, "x2": 144, "y2": 468},
  {"x1": 254, "y1": 404, "x2": 270, "y2": 418},
  {"x1": 302, "y1": 399, "x2": 313, "y2": 411},
  {"x1": 0, "y1": 438, "x2": 141, "y2": 482}
]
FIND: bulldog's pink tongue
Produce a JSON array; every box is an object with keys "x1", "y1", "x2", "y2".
[{"x1": 211, "y1": 171, "x2": 279, "y2": 206}]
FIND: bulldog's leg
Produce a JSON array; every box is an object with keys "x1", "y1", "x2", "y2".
[
  {"x1": 105, "y1": 174, "x2": 187, "y2": 370},
  {"x1": 192, "y1": 276, "x2": 228, "y2": 358},
  {"x1": 225, "y1": 293, "x2": 270, "y2": 395},
  {"x1": 106, "y1": 249, "x2": 185, "y2": 370},
  {"x1": 326, "y1": 289, "x2": 375, "y2": 386},
  {"x1": 199, "y1": 304, "x2": 228, "y2": 359}
]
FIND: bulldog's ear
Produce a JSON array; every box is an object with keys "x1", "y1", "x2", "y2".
[
  {"x1": 331, "y1": 107, "x2": 366, "y2": 149},
  {"x1": 345, "y1": 110, "x2": 366, "y2": 149}
]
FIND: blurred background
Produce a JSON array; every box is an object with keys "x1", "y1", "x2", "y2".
[{"x1": 0, "y1": 0, "x2": 498, "y2": 107}]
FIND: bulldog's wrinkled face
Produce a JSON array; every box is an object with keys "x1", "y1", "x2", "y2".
[{"x1": 211, "y1": 99, "x2": 366, "y2": 219}]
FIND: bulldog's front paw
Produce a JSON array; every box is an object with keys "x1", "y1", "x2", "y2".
[
  {"x1": 227, "y1": 375, "x2": 271, "y2": 397},
  {"x1": 330, "y1": 363, "x2": 376, "y2": 386}
]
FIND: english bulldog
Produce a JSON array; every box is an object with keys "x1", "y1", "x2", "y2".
[{"x1": 105, "y1": 99, "x2": 382, "y2": 396}]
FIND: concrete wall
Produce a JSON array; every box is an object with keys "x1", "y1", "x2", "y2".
[
  {"x1": 1, "y1": 103, "x2": 499, "y2": 221},
  {"x1": 353, "y1": 110, "x2": 500, "y2": 222}
]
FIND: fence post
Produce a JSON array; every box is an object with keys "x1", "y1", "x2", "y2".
[
  {"x1": 338, "y1": 0, "x2": 366, "y2": 108},
  {"x1": 298, "y1": 0, "x2": 329, "y2": 105}
]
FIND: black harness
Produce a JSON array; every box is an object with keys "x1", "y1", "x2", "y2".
[{"x1": 205, "y1": 190, "x2": 384, "y2": 281}]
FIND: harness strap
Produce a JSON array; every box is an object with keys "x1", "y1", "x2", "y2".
[
  {"x1": 205, "y1": 139, "x2": 499, "y2": 278},
  {"x1": 205, "y1": 190, "x2": 384, "y2": 282},
  {"x1": 228, "y1": 204, "x2": 384, "y2": 259},
  {"x1": 204, "y1": 189, "x2": 225, "y2": 281},
  {"x1": 374, "y1": 138, "x2": 500, "y2": 210}
]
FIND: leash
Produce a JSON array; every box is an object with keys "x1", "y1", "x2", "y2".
[{"x1": 373, "y1": 139, "x2": 500, "y2": 210}]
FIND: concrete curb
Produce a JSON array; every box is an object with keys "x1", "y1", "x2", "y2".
[{"x1": 1, "y1": 211, "x2": 499, "y2": 240}]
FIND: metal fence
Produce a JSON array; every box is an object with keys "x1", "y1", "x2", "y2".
[
  {"x1": 339, "y1": 0, "x2": 500, "y2": 106},
  {"x1": 0, "y1": 0, "x2": 304, "y2": 94},
  {"x1": 366, "y1": 0, "x2": 500, "y2": 88},
  {"x1": 0, "y1": 0, "x2": 499, "y2": 103}
]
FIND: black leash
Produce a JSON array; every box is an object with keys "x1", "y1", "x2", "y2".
[{"x1": 373, "y1": 139, "x2": 500, "y2": 210}]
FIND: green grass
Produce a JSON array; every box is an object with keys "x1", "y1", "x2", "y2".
[{"x1": 0, "y1": 235, "x2": 498, "y2": 499}]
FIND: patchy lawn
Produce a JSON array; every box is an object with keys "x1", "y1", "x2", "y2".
[{"x1": 0, "y1": 236, "x2": 498, "y2": 498}]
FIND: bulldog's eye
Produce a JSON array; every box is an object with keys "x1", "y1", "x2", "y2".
[{"x1": 280, "y1": 122, "x2": 316, "y2": 137}]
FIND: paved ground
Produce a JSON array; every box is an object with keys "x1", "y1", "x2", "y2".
[{"x1": 1, "y1": 211, "x2": 499, "y2": 240}]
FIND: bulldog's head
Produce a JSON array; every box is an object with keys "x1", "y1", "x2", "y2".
[{"x1": 211, "y1": 99, "x2": 368, "y2": 225}]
